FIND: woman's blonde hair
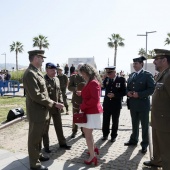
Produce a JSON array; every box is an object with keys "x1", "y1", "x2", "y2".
[{"x1": 79, "y1": 64, "x2": 102, "y2": 85}]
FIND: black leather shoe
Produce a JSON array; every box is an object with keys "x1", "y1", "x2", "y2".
[
  {"x1": 124, "y1": 141, "x2": 137, "y2": 146},
  {"x1": 141, "y1": 147, "x2": 147, "y2": 153},
  {"x1": 111, "y1": 138, "x2": 116, "y2": 142},
  {"x1": 30, "y1": 165, "x2": 48, "y2": 170},
  {"x1": 71, "y1": 133, "x2": 76, "y2": 138},
  {"x1": 143, "y1": 161, "x2": 162, "y2": 167},
  {"x1": 101, "y1": 136, "x2": 108, "y2": 141},
  {"x1": 60, "y1": 144, "x2": 72, "y2": 150},
  {"x1": 39, "y1": 156, "x2": 49, "y2": 162},
  {"x1": 44, "y1": 148, "x2": 51, "y2": 153}
]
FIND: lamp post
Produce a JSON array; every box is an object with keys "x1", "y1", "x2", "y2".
[
  {"x1": 137, "y1": 31, "x2": 156, "y2": 69},
  {"x1": 1, "y1": 53, "x2": 6, "y2": 70}
]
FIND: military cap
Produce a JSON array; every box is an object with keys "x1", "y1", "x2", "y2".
[
  {"x1": 46, "y1": 62, "x2": 57, "y2": 69},
  {"x1": 28, "y1": 50, "x2": 46, "y2": 58},
  {"x1": 57, "y1": 67, "x2": 63, "y2": 71},
  {"x1": 133, "y1": 56, "x2": 146, "y2": 62},
  {"x1": 153, "y1": 49, "x2": 170, "y2": 58},
  {"x1": 105, "y1": 66, "x2": 116, "y2": 73}
]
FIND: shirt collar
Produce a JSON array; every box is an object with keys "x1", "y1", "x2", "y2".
[{"x1": 136, "y1": 68, "x2": 143, "y2": 74}]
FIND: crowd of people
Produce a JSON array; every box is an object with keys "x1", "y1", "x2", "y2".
[
  {"x1": 55, "y1": 63, "x2": 76, "y2": 76},
  {"x1": 22, "y1": 48, "x2": 170, "y2": 170},
  {"x1": 0, "y1": 70, "x2": 11, "y2": 96},
  {"x1": 0, "y1": 70, "x2": 11, "y2": 81}
]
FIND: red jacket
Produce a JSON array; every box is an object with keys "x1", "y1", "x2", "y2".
[{"x1": 80, "y1": 79, "x2": 103, "y2": 114}]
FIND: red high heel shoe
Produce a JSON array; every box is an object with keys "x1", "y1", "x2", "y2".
[
  {"x1": 94, "y1": 147, "x2": 99, "y2": 155},
  {"x1": 84, "y1": 156, "x2": 97, "y2": 166},
  {"x1": 87, "y1": 147, "x2": 99, "y2": 155}
]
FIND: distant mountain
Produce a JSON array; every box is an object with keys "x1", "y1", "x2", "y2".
[{"x1": 0, "y1": 63, "x2": 27, "y2": 71}]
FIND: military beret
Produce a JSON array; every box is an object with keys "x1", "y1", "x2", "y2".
[
  {"x1": 153, "y1": 49, "x2": 170, "y2": 59},
  {"x1": 28, "y1": 50, "x2": 46, "y2": 58},
  {"x1": 133, "y1": 56, "x2": 146, "y2": 62},
  {"x1": 46, "y1": 62, "x2": 57, "y2": 69},
  {"x1": 105, "y1": 66, "x2": 116, "y2": 73}
]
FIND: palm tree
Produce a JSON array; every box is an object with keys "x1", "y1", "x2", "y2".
[
  {"x1": 33, "y1": 34, "x2": 49, "y2": 50},
  {"x1": 138, "y1": 48, "x2": 146, "y2": 56},
  {"x1": 164, "y1": 33, "x2": 170, "y2": 46},
  {"x1": 147, "y1": 50, "x2": 155, "y2": 59},
  {"x1": 10, "y1": 41, "x2": 24, "y2": 71},
  {"x1": 107, "y1": 34, "x2": 125, "y2": 66}
]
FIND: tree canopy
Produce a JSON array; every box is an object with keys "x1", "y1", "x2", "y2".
[
  {"x1": 10, "y1": 41, "x2": 24, "y2": 71},
  {"x1": 107, "y1": 34, "x2": 125, "y2": 66},
  {"x1": 33, "y1": 34, "x2": 49, "y2": 50}
]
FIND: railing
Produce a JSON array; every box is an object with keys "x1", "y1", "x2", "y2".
[{"x1": 0, "y1": 80, "x2": 20, "y2": 96}]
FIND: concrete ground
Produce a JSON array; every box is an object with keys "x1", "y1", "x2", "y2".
[{"x1": 0, "y1": 89, "x2": 160, "y2": 170}]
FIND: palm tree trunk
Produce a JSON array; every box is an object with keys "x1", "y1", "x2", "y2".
[
  {"x1": 40, "y1": 40, "x2": 42, "y2": 49},
  {"x1": 114, "y1": 47, "x2": 117, "y2": 66},
  {"x1": 16, "y1": 51, "x2": 18, "y2": 71}
]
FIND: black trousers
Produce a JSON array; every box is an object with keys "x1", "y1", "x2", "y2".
[{"x1": 102, "y1": 108, "x2": 121, "y2": 139}]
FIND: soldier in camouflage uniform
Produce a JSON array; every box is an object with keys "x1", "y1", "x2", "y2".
[
  {"x1": 23, "y1": 50, "x2": 63, "y2": 170},
  {"x1": 57, "y1": 67, "x2": 69, "y2": 115},
  {"x1": 144, "y1": 49, "x2": 170, "y2": 169},
  {"x1": 68, "y1": 63, "x2": 86, "y2": 138},
  {"x1": 41, "y1": 63, "x2": 71, "y2": 153}
]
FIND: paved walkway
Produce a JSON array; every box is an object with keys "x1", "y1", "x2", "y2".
[{"x1": 0, "y1": 90, "x2": 157, "y2": 170}]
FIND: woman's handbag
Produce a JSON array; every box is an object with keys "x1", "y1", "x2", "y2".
[{"x1": 73, "y1": 112, "x2": 87, "y2": 123}]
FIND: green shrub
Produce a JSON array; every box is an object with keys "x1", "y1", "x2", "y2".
[
  {"x1": 10, "y1": 70, "x2": 46, "y2": 83},
  {"x1": 11, "y1": 70, "x2": 25, "y2": 83}
]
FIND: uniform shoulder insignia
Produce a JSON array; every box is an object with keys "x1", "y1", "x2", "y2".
[
  {"x1": 54, "y1": 76, "x2": 59, "y2": 80},
  {"x1": 129, "y1": 73, "x2": 134, "y2": 77},
  {"x1": 144, "y1": 70, "x2": 152, "y2": 75}
]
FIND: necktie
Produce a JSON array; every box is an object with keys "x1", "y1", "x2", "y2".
[
  {"x1": 110, "y1": 78, "x2": 114, "y2": 83},
  {"x1": 133, "y1": 73, "x2": 138, "y2": 79}
]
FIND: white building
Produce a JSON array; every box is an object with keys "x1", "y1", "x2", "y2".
[{"x1": 68, "y1": 57, "x2": 97, "y2": 70}]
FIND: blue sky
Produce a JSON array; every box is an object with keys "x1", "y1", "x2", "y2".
[{"x1": 0, "y1": 0, "x2": 170, "y2": 73}]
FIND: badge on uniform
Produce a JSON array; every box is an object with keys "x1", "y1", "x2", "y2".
[
  {"x1": 106, "y1": 78, "x2": 109, "y2": 85},
  {"x1": 116, "y1": 83, "x2": 120, "y2": 88}
]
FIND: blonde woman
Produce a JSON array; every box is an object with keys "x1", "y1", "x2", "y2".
[{"x1": 76, "y1": 64, "x2": 103, "y2": 166}]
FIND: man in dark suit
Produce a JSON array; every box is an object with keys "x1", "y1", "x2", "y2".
[
  {"x1": 102, "y1": 66, "x2": 126, "y2": 142},
  {"x1": 41, "y1": 63, "x2": 71, "y2": 153},
  {"x1": 124, "y1": 56, "x2": 155, "y2": 154},
  {"x1": 23, "y1": 50, "x2": 63, "y2": 170},
  {"x1": 70, "y1": 64, "x2": 75, "y2": 75},
  {"x1": 143, "y1": 49, "x2": 170, "y2": 169}
]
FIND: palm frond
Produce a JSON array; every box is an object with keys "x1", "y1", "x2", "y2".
[
  {"x1": 107, "y1": 42, "x2": 114, "y2": 48},
  {"x1": 32, "y1": 34, "x2": 50, "y2": 49}
]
